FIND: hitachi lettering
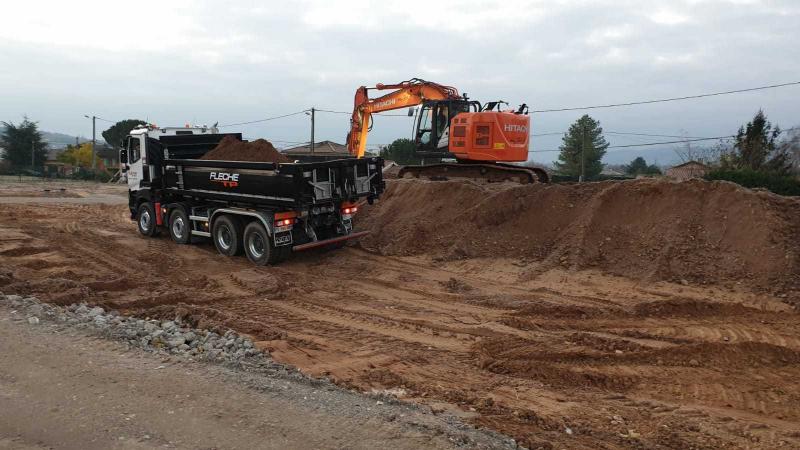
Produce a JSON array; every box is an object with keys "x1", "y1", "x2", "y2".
[
  {"x1": 210, "y1": 172, "x2": 240, "y2": 188},
  {"x1": 372, "y1": 98, "x2": 397, "y2": 109},
  {"x1": 503, "y1": 124, "x2": 528, "y2": 133}
]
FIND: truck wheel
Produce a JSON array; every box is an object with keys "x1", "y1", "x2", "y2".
[
  {"x1": 169, "y1": 208, "x2": 191, "y2": 245},
  {"x1": 243, "y1": 221, "x2": 279, "y2": 266},
  {"x1": 137, "y1": 202, "x2": 159, "y2": 237},
  {"x1": 212, "y1": 215, "x2": 243, "y2": 256}
]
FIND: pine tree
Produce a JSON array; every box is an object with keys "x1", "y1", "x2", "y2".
[
  {"x1": 554, "y1": 115, "x2": 608, "y2": 179},
  {"x1": 0, "y1": 117, "x2": 49, "y2": 169},
  {"x1": 732, "y1": 109, "x2": 788, "y2": 174},
  {"x1": 102, "y1": 119, "x2": 146, "y2": 149}
]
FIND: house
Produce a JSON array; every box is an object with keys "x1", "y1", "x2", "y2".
[
  {"x1": 282, "y1": 140, "x2": 353, "y2": 161},
  {"x1": 666, "y1": 161, "x2": 709, "y2": 181},
  {"x1": 43, "y1": 147, "x2": 73, "y2": 177},
  {"x1": 96, "y1": 144, "x2": 119, "y2": 170}
]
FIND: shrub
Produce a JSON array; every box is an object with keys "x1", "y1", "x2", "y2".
[{"x1": 705, "y1": 168, "x2": 800, "y2": 196}]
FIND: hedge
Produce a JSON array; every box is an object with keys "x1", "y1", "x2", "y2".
[{"x1": 705, "y1": 168, "x2": 800, "y2": 196}]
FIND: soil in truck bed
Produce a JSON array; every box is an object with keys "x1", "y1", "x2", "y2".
[{"x1": 200, "y1": 135, "x2": 291, "y2": 163}]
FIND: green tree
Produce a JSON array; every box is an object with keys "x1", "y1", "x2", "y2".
[
  {"x1": 58, "y1": 142, "x2": 94, "y2": 167},
  {"x1": 554, "y1": 115, "x2": 608, "y2": 179},
  {"x1": 0, "y1": 117, "x2": 49, "y2": 169},
  {"x1": 731, "y1": 110, "x2": 789, "y2": 174},
  {"x1": 625, "y1": 156, "x2": 662, "y2": 176},
  {"x1": 102, "y1": 119, "x2": 146, "y2": 149},
  {"x1": 379, "y1": 138, "x2": 417, "y2": 165}
]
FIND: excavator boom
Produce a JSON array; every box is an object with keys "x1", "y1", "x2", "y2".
[{"x1": 347, "y1": 79, "x2": 460, "y2": 158}]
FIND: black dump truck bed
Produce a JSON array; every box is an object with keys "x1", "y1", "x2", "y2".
[
  {"x1": 151, "y1": 133, "x2": 384, "y2": 209},
  {"x1": 163, "y1": 157, "x2": 384, "y2": 208}
]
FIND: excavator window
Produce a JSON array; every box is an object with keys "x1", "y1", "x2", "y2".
[
  {"x1": 414, "y1": 100, "x2": 480, "y2": 156},
  {"x1": 417, "y1": 106, "x2": 433, "y2": 145}
]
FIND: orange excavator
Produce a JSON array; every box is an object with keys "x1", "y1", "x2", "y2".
[{"x1": 346, "y1": 78, "x2": 549, "y2": 183}]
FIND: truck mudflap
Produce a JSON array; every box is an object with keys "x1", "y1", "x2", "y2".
[{"x1": 292, "y1": 231, "x2": 370, "y2": 252}]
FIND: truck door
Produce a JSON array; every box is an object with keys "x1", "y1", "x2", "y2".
[{"x1": 125, "y1": 135, "x2": 144, "y2": 191}]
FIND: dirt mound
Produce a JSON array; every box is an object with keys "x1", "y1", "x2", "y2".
[
  {"x1": 200, "y1": 135, "x2": 291, "y2": 163},
  {"x1": 359, "y1": 178, "x2": 800, "y2": 290}
]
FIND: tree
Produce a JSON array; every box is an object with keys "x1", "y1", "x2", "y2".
[
  {"x1": 58, "y1": 143, "x2": 94, "y2": 167},
  {"x1": 624, "y1": 156, "x2": 662, "y2": 176},
  {"x1": 102, "y1": 119, "x2": 146, "y2": 149},
  {"x1": 779, "y1": 127, "x2": 800, "y2": 175},
  {"x1": 730, "y1": 110, "x2": 789, "y2": 174},
  {"x1": 554, "y1": 115, "x2": 608, "y2": 179},
  {"x1": 379, "y1": 138, "x2": 417, "y2": 165},
  {"x1": 0, "y1": 117, "x2": 49, "y2": 169}
]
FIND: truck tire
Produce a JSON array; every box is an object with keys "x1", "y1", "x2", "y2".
[
  {"x1": 137, "y1": 202, "x2": 159, "y2": 237},
  {"x1": 212, "y1": 215, "x2": 243, "y2": 257},
  {"x1": 168, "y1": 208, "x2": 191, "y2": 245},
  {"x1": 243, "y1": 221, "x2": 279, "y2": 266}
]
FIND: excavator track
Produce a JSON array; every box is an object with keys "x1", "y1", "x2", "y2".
[{"x1": 397, "y1": 163, "x2": 549, "y2": 184}]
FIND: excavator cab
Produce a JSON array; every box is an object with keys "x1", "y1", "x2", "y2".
[{"x1": 413, "y1": 100, "x2": 479, "y2": 159}]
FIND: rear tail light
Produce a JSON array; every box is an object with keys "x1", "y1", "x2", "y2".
[
  {"x1": 274, "y1": 218, "x2": 294, "y2": 227},
  {"x1": 342, "y1": 206, "x2": 358, "y2": 215}
]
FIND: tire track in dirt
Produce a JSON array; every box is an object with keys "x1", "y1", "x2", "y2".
[{"x1": 3, "y1": 201, "x2": 800, "y2": 449}]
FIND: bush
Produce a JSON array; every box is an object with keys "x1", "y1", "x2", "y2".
[
  {"x1": 68, "y1": 168, "x2": 112, "y2": 182},
  {"x1": 705, "y1": 168, "x2": 800, "y2": 196}
]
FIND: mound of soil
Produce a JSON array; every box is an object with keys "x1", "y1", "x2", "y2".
[
  {"x1": 201, "y1": 136, "x2": 291, "y2": 163},
  {"x1": 358, "y1": 178, "x2": 800, "y2": 290}
]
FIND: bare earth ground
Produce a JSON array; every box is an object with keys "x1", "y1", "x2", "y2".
[
  {"x1": 1, "y1": 181, "x2": 799, "y2": 449},
  {"x1": 0, "y1": 306, "x2": 510, "y2": 450}
]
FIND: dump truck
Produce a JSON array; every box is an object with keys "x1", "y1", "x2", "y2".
[{"x1": 120, "y1": 125, "x2": 384, "y2": 265}]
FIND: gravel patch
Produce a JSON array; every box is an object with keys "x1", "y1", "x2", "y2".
[{"x1": 0, "y1": 292, "x2": 522, "y2": 450}]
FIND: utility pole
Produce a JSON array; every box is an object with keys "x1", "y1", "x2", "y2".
[
  {"x1": 31, "y1": 141, "x2": 35, "y2": 170},
  {"x1": 309, "y1": 107, "x2": 315, "y2": 155},
  {"x1": 580, "y1": 123, "x2": 586, "y2": 183},
  {"x1": 91, "y1": 115, "x2": 96, "y2": 169},
  {"x1": 84, "y1": 115, "x2": 96, "y2": 170}
]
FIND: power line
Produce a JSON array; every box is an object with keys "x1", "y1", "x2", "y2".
[
  {"x1": 534, "y1": 130, "x2": 720, "y2": 139},
  {"x1": 530, "y1": 135, "x2": 735, "y2": 153},
  {"x1": 531, "y1": 131, "x2": 566, "y2": 136},
  {"x1": 531, "y1": 81, "x2": 800, "y2": 113},
  {"x1": 605, "y1": 131, "x2": 714, "y2": 139},
  {"x1": 315, "y1": 109, "x2": 409, "y2": 117},
  {"x1": 219, "y1": 110, "x2": 309, "y2": 128}
]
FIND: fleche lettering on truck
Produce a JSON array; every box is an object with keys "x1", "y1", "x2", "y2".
[
  {"x1": 209, "y1": 171, "x2": 240, "y2": 188},
  {"x1": 119, "y1": 124, "x2": 384, "y2": 266}
]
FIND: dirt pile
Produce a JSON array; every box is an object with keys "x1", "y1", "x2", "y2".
[
  {"x1": 358, "y1": 178, "x2": 800, "y2": 290},
  {"x1": 201, "y1": 136, "x2": 291, "y2": 163}
]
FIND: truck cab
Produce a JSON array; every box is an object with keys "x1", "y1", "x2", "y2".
[{"x1": 121, "y1": 125, "x2": 221, "y2": 195}]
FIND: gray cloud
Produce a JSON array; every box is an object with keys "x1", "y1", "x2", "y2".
[{"x1": 1, "y1": 0, "x2": 798, "y2": 164}]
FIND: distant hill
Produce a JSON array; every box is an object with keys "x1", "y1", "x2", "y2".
[
  {"x1": 41, "y1": 131, "x2": 93, "y2": 148},
  {"x1": 0, "y1": 125, "x2": 96, "y2": 149}
]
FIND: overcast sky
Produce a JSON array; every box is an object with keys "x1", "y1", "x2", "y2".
[{"x1": 1, "y1": 0, "x2": 798, "y2": 164}]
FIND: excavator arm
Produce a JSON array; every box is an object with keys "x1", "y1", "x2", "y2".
[{"x1": 347, "y1": 78, "x2": 461, "y2": 158}]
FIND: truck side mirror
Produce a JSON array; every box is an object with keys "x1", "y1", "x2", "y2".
[
  {"x1": 408, "y1": 107, "x2": 416, "y2": 117},
  {"x1": 120, "y1": 148, "x2": 128, "y2": 164}
]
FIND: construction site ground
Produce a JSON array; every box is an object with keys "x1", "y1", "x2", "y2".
[{"x1": 1, "y1": 178, "x2": 799, "y2": 449}]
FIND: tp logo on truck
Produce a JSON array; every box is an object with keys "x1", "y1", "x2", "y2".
[{"x1": 210, "y1": 171, "x2": 239, "y2": 188}]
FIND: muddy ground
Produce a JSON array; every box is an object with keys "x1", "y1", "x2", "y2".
[{"x1": 1, "y1": 179, "x2": 799, "y2": 449}]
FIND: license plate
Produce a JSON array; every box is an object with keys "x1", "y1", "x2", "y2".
[{"x1": 274, "y1": 231, "x2": 292, "y2": 246}]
